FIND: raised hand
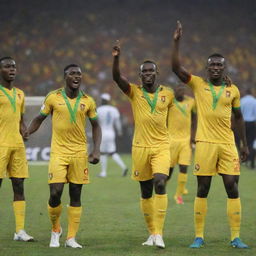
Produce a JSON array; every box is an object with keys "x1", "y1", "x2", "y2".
[
  {"x1": 112, "y1": 40, "x2": 121, "y2": 57},
  {"x1": 173, "y1": 20, "x2": 182, "y2": 41}
]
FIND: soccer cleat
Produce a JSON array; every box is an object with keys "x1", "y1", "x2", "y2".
[
  {"x1": 49, "y1": 227, "x2": 62, "y2": 248},
  {"x1": 189, "y1": 237, "x2": 204, "y2": 248},
  {"x1": 230, "y1": 238, "x2": 249, "y2": 249},
  {"x1": 182, "y1": 188, "x2": 189, "y2": 195},
  {"x1": 122, "y1": 168, "x2": 128, "y2": 177},
  {"x1": 155, "y1": 234, "x2": 165, "y2": 249},
  {"x1": 13, "y1": 230, "x2": 34, "y2": 242},
  {"x1": 65, "y1": 237, "x2": 82, "y2": 248},
  {"x1": 142, "y1": 234, "x2": 155, "y2": 246},
  {"x1": 174, "y1": 195, "x2": 184, "y2": 205}
]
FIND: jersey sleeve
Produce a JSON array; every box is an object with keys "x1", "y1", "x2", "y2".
[
  {"x1": 126, "y1": 83, "x2": 136, "y2": 99},
  {"x1": 88, "y1": 98, "x2": 98, "y2": 120},
  {"x1": 232, "y1": 86, "x2": 241, "y2": 109},
  {"x1": 40, "y1": 94, "x2": 53, "y2": 116},
  {"x1": 186, "y1": 75, "x2": 202, "y2": 91}
]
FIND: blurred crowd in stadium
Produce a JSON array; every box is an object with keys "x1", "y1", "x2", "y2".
[{"x1": 0, "y1": 0, "x2": 255, "y2": 125}]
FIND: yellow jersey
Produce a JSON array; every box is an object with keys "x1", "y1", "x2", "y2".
[
  {"x1": 0, "y1": 86, "x2": 25, "y2": 147},
  {"x1": 40, "y1": 88, "x2": 98, "y2": 155},
  {"x1": 187, "y1": 75, "x2": 240, "y2": 144},
  {"x1": 126, "y1": 83, "x2": 174, "y2": 147},
  {"x1": 167, "y1": 96, "x2": 195, "y2": 141}
]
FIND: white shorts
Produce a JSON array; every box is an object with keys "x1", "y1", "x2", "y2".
[{"x1": 100, "y1": 138, "x2": 116, "y2": 154}]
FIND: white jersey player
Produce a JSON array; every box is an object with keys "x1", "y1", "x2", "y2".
[{"x1": 97, "y1": 93, "x2": 128, "y2": 177}]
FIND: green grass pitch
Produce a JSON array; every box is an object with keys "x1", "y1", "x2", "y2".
[{"x1": 0, "y1": 154, "x2": 255, "y2": 256}]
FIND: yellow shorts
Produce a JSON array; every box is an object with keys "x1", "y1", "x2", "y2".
[
  {"x1": 0, "y1": 147, "x2": 28, "y2": 179},
  {"x1": 193, "y1": 142, "x2": 240, "y2": 176},
  {"x1": 48, "y1": 152, "x2": 89, "y2": 184},
  {"x1": 131, "y1": 145, "x2": 170, "y2": 181},
  {"x1": 170, "y1": 139, "x2": 191, "y2": 167}
]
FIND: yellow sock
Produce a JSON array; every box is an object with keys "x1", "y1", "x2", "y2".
[
  {"x1": 13, "y1": 201, "x2": 25, "y2": 233},
  {"x1": 227, "y1": 198, "x2": 241, "y2": 241},
  {"x1": 48, "y1": 204, "x2": 62, "y2": 232},
  {"x1": 140, "y1": 197, "x2": 155, "y2": 234},
  {"x1": 154, "y1": 194, "x2": 168, "y2": 235},
  {"x1": 175, "y1": 173, "x2": 188, "y2": 197},
  {"x1": 67, "y1": 206, "x2": 82, "y2": 239},
  {"x1": 194, "y1": 197, "x2": 207, "y2": 238}
]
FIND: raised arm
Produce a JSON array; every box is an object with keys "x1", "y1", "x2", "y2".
[
  {"x1": 232, "y1": 108, "x2": 249, "y2": 162},
  {"x1": 27, "y1": 114, "x2": 47, "y2": 135},
  {"x1": 112, "y1": 42, "x2": 130, "y2": 93},
  {"x1": 172, "y1": 21, "x2": 191, "y2": 83},
  {"x1": 88, "y1": 118, "x2": 102, "y2": 164}
]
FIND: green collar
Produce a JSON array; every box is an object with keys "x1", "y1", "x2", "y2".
[
  {"x1": 61, "y1": 89, "x2": 82, "y2": 123},
  {"x1": 142, "y1": 86, "x2": 160, "y2": 114},
  {"x1": 0, "y1": 84, "x2": 16, "y2": 112},
  {"x1": 208, "y1": 81, "x2": 225, "y2": 110}
]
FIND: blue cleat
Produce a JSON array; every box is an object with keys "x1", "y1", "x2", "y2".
[
  {"x1": 231, "y1": 238, "x2": 249, "y2": 249},
  {"x1": 189, "y1": 237, "x2": 204, "y2": 248}
]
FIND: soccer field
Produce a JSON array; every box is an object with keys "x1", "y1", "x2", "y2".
[{"x1": 0, "y1": 154, "x2": 255, "y2": 256}]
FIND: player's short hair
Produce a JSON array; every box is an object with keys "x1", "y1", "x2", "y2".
[
  {"x1": 64, "y1": 64, "x2": 80, "y2": 75},
  {"x1": 207, "y1": 53, "x2": 225, "y2": 64},
  {"x1": 0, "y1": 56, "x2": 14, "y2": 66},
  {"x1": 140, "y1": 60, "x2": 158, "y2": 71}
]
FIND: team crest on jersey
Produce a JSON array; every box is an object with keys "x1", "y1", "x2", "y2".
[
  {"x1": 195, "y1": 164, "x2": 200, "y2": 171},
  {"x1": 161, "y1": 96, "x2": 166, "y2": 102},
  {"x1": 134, "y1": 170, "x2": 139, "y2": 177},
  {"x1": 226, "y1": 91, "x2": 231, "y2": 98},
  {"x1": 17, "y1": 94, "x2": 21, "y2": 99},
  {"x1": 48, "y1": 173, "x2": 53, "y2": 180},
  {"x1": 80, "y1": 104, "x2": 85, "y2": 111}
]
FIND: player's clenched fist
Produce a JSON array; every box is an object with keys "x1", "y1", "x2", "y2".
[
  {"x1": 112, "y1": 40, "x2": 120, "y2": 57},
  {"x1": 173, "y1": 20, "x2": 182, "y2": 41}
]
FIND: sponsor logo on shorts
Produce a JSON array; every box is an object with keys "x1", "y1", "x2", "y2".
[
  {"x1": 83, "y1": 168, "x2": 89, "y2": 180},
  {"x1": 161, "y1": 96, "x2": 166, "y2": 102},
  {"x1": 84, "y1": 168, "x2": 88, "y2": 176},
  {"x1": 134, "y1": 170, "x2": 139, "y2": 177},
  {"x1": 226, "y1": 91, "x2": 231, "y2": 97},
  {"x1": 80, "y1": 104, "x2": 85, "y2": 111},
  {"x1": 195, "y1": 164, "x2": 200, "y2": 171},
  {"x1": 48, "y1": 173, "x2": 53, "y2": 180}
]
